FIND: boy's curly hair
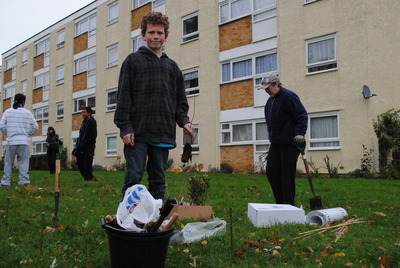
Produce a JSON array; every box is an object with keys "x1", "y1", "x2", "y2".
[{"x1": 140, "y1": 11, "x2": 169, "y2": 35}]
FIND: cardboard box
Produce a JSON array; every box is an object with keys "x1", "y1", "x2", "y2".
[
  {"x1": 168, "y1": 205, "x2": 213, "y2": 220},
  {"x1": 248, "y1": 203, "x2": 305, "y2": 227}
]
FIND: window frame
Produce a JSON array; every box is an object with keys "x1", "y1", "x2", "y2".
[
  {"x1": 4, "y1": 85, "x2": 15, "y2": 99},
  {"x1": 108, "y1": 2, "x2": 119, "y2": 25},
  {"x1": 75, "y1": 14, "x2": 97, "y2": 37},
  {"x1": 57, "y1": 29, "x2": 65, "y2": 48},
  {"x1": 22, "y1": 49, "x2": 28, "y2": 65},
  {"x1": 56, "y1": 65, "x2": 65, "y2": 85},
  {"x1": 35, "y1": 38, "x2": 50, "y2": 56},
  {"x1": 221, "y1": 120, "x2": 270, "y2": 146},
  {"x1": 132, "y1": 0, "x2": 151, "y2": 9},
  {"x1": 34, "y1": 106, "x2": 49, "y2": 124},
  {"x1": 106, "y1": 134, "x2": 118, "y2": 156},
  {"x1": 73, "y1": 95, "x2": 96, "y2": 114},
  {"x1": 21, "y1": 80, "x2": 27, "y2": 95},
  {"x1": 34, "y1": 72, "x2": 49, "y2": 89},
  {"x1": 74, "y1": 54, "x2": 96, "y2": 75},
  {"x1": 308, "y1": 111, "x2": 340, "y2": 150},
  {"x1": 183, "y1": 67, "x2": 199, "y2": 97},
  {"x1": 106, "y1": 89, "x2": 118, "y2": 111},
  {"x1": 5, "y1": 55, "x2": 16, "y2": 70},
  {"x1": 107, "y1": 44, "x2": 118, "y2": 68},
  {"x1": 32, "y1": 141, "x2": 47, "y2": 155},
  {"x1": 182, "y1": 13, "x2": 199, "y2": 43},
  {"x1": 56, "y1": 102, "x2": 64, "y2": 121},
  {"x1": 306, "y1": 34, "x2": 337, "y2": 74},
  {"x1": 221, "y1": 51, "x2": 278, "y2": 83}
]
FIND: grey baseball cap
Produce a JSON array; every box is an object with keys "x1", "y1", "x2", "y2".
[{"x1": 258, "y1": 73, "x2": 279, "y2": 90}]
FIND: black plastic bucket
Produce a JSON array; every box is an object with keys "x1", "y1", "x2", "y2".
[{"x1": 101, "y1": 218, "x2": 174, "y2": 268}]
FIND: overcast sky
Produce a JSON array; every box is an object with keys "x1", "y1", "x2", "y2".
[{"x1": 0, "y1": 0, "x2": 94, "y2": 56}]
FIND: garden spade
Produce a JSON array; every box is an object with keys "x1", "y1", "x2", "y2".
[{"x1": 294, "y1": 141, "x2": 323, "y2": 210}]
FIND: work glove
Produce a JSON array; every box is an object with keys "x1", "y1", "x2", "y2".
[{"x1": 293, "y1": 135, "x2": 305, "y2": 147}]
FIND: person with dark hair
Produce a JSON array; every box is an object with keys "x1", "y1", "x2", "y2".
[
  {"x1": 114, "y1": 11, "x2": 193, "y2": 199},
  {"x1": 46, "y1": 127, "x2": 59, "y2": 174},
  {"x1": 75, "y1": 107, "x2": 97, "y2": 182},
  {"x1": 259, "y1": 73, "x2": 308, "y2": 205},
  {"x1": 0, "y1": 94, "x2": 38, "y2": 187}
]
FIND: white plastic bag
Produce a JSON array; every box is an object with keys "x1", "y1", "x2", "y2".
[
  {"x1": 116, "y1": 184, "x2": 162, "y2": 231},
  {"x1": 170, "y1": 218, "x2": 226, "y2": 245}
]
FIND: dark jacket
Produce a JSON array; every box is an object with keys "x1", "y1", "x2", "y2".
[
  {"x1": 46, "y1": 133, "x2": 59, "y2": 151},
  {"x1": 114, "y1": 46, "x2": 190, "y2": 147},
  {"x1": 264, "y1": 87, "x2": 308, "y2": 144},
  {"x1": 77, "y1": 116, "x2": 97, "y2": 154}
]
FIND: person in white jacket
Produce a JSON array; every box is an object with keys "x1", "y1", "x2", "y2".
[{"x1": 0, "y1": 94, "x2": 38, "y2": 187}]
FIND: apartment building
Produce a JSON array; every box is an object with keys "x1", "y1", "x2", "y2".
[{"x1": 1, "y1": 0, "x2": 399, "y2": 174}]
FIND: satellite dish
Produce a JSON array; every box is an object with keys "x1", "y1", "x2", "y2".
[{"x1": 362, "y1": 85, "x2": 377, "y2": 99}]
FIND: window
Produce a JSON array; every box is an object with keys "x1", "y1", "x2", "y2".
[
  {"x1": 34, "y1": 72, "x2": 49, "y2": 89},
  {"x1": 73, "y1": 95, "x2": 95, "y2": 113},
  {"x1": 133, "y1": 0, "x2": 150, "y2": 9},
  {"x1": 132, "y1": 35, "x2": 146, "y2": 52},
  {"x1": 34, "y1": 107, "x2": 49, "y2": 124},
  {"x1": 221, "y1": 52, "x2": 277, "y2": 83},
  {"x1": 5, "y1": 56, "x2": 16, "y2": 70},
  {"x1": 309, "y1": 112, "x2": 340, "y2": 149},
  {"x1": 220, "y1": 0, "x2": 251, "y2": 24},
  {"x1": 4, "y1": 85, "x2": 15, "y2": 99},
  {"x1": 56, "y1": 65, "x2": 65, "y2": 85},
  {"x1": 57, "y1": 29, "x2": 65, "y2": 48},
  {"x1": 106, "y1": 89, "x2": 117, "y2": 111},
  {"x1": 106, "y1": 134, "x2": 117, "y2": 156},
  {"x1": 307, "y1": 34, "x2": 337, "y2": 74},
  {"x1": 56, "y1": 102, "x2": 64, "y2": 121},
  {"x1": 22, "y1": 49, "x2": 28, "y2": 65},
  {"x1": 35, "y1": 38, "x2": 50, "y2": 56},
  {"x1": 32, "y1": 141, "x2": 47, "y2": 155},
  {"x1": 108, "y1": 2, "x2": 119, "y2": 24},
  {"x1": 75, "y1": 54, "x2": 96, "y2": 74},
  {"x1": 221, "y1": 120, "x2": 269, "y2": 145},
  {"x1": 183, "y1": 125, "x2": 199, "y2": 153},
  {"x1": 107, "y1": 44, "x2": 118, "y2": 67},
  {"x1": 305, "y1": 0, "x2": 319, "y2": 3},
  {"x1": 183, "y1": 68, "x2": 199, "y2": 96},
  {"x1": 182, "y1": 13, "x2": 199, "y2": 43},
  {"x1": 75, "y1": 15, "x2": 97, "y2": 36},
  {"x1": 153, "y1": 0, "x2": 165, "y2": 7},
  {"x1": 21, "y1": 80, "x2": 27, "y2": 95}
]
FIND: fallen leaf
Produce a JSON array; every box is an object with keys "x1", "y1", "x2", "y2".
[
  {"x1": 344, "y1": 262, "x2": 353, "y2": 266},
  {"x1": 201, "y1": 240, "x2": 207, "y2": 245},
  {"x1": 307, "y1": 246, "x2": 314, "y2": 253},
  {"x1": 321, "y1": 250, "x2": 329, "y2": 257},
  {"x1": 34, "y1": 196, "x2": 43, "y2": 200},
  {"x1": 174, "y1": 168, "x2": 181, "y2": 174},
  {"x1": 330, "y1": 252, "x2": 345, "y2": 257},
  {"x1": 376, "y1": 246, "x2": 387, "y2": 251},
  {"x1": 314, "y1": 258, "x2": 321, "y2": 263},
  {"x1": 373, "y1": 212, "x2": 387, "y2": 217},
  {"x1": 235, "y1": 249, "x2": 245, "y2": 256},
  {"x1": 394, "y1": 243, "x2": 400, "y2": 247},
  {"x1": 248, "y1": 232, "x2": 256, "y2": 237},
  {"x1": 45, "y1": 226, "x2": 56, "y2": 232},
  {"x1": 379, "y1": 255, "x2": 391, "y2": 267},
  {"x1": 183, "y1": 249, "x2": 190, "y2": 253}
]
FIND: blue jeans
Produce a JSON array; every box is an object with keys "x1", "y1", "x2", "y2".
[{"x1": 123, "y1": 142, "x2": 169, "y2": 200}]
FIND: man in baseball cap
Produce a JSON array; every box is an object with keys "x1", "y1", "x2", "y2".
[{"x1": 260, "y1": 73, "x2": 308, "y2": 205}]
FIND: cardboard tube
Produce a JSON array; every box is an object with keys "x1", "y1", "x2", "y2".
[
  {"x1": 306, "y1": 208, "x2": 348, "y2": 226},
  {"x1": 160, "y1": 213, "x2": 179, "y2": 231}
]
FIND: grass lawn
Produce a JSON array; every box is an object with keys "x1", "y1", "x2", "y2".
[{"x1": 0, "y1": 170, "x2": 399, "y2": 267}]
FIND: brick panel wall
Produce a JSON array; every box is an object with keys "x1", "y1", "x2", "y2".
[
  {"x1": 131, "y1": 4, "x2": 151, "y2": 31},
  {"x1": 34, "y1": 54, "x2": 44, "y2": 71},
  {"x1": 73, "y1": 72, "x2": 87, "y2": 92},
  {"x1": 33, "y1": 121, "x2": 42, "y2": 137},
  {"x1": 219, "y1": 16, "x2": 252, "y2": 52},
  {"x1": 3, "y1": 99, "x2": 11, "y2": 112},
  {"x1": 33, "y1": 87, "x2": 43, "y2": 104},
  {"x1": 4, "y1": 69, "x2": 12, "y2": 84},
  {"x1": 220, "y1": 79, "x2": 254, "y2": 110},
  {"x1": 74, "y1": 32, "x2": 88, "y2": 55},
  {"x1": 72, "y1": 113, "x2": 83, "y2": 131},
  {"x1": 221, "y1": 145, "x2": 254, "y2": 172}
]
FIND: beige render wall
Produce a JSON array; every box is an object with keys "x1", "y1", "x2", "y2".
[
  {"x1": 166, "y1": 0, "x2": 221, "y2": 171},
  {"x1": 277, "y1": 0, "x2": 400, "y2": 174}
]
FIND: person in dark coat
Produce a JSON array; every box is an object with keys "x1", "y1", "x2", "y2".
[
  {"x1": 259, "y1": 73, "x2": 308, "y2": 205},
  {"x1": 46, "y1": 127, "x2": 59, "y2": 174},
  {"x1": 75, "y1": 107, "x2": 97, "y2": 181}
]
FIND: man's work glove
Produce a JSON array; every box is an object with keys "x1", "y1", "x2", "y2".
[{"x1": 293, "y1": 135, "x2": 305, "y2": 147}]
